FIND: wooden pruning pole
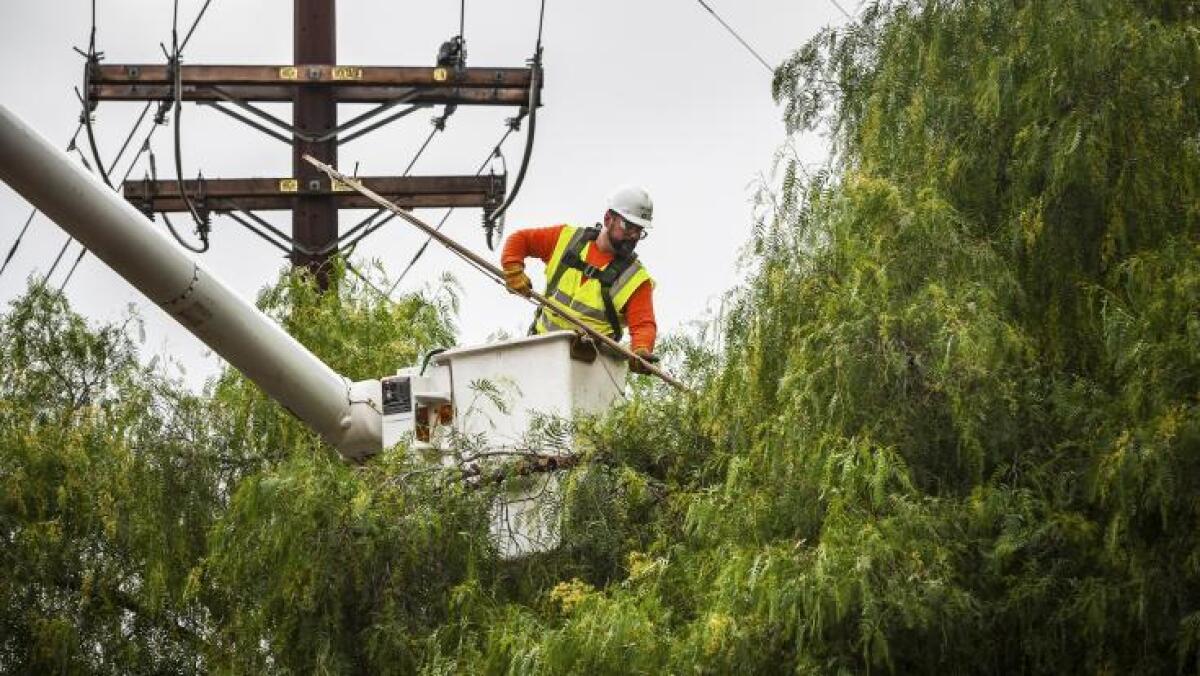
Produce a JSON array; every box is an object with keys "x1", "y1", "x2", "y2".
[{"x1": 302, "y1": 154, "x2": 691, "y2": 393}]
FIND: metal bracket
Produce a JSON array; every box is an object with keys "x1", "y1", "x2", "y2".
[
  {"x1": 201, "y1": 101, "x2": 293, "y2": 145},
  {"x1": 220, "y1": 204, "x2": 333, "y2": 257},
  {"x1": 337, "y1": 101, "x2": 427, "y2": 145},
  {"x1": 201, "y1": 86, "x2": 426, "y2": 145}
]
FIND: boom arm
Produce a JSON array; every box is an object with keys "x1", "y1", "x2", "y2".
[{"x1": 0, "y1": 104, "x2": 381, "y2": 459}]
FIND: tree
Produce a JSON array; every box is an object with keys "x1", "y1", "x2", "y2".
[
  {"x1": 3, "y1": 1, "x2": 1198, "y2": 672},
  {"x1": 451, "y1": 0, "x2": 1200, "y2": 672},
  {"x1": 0, "y1": 286, "x2": 212, "y2": 673}
]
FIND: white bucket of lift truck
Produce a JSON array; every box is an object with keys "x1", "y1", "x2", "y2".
[{"x1": 382, "y1": 331, "x2": 628, "y2": 559}]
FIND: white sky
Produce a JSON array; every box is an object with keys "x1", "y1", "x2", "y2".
[{"x1": 0, "y1": 0, "x2": 843, "y2": 387}]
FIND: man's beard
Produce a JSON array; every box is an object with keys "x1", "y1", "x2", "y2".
[{"x1": 612, "y1": 235, "x2": 637, "y2": 259}]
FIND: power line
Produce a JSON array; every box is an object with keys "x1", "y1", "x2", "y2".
[
  {"x1": 480, "y1": 0, "x2": 547, "y2": 246},
  {"x1": 162, "y1": 0, "x2": 212, "y2": 253},
  {"x1": 694, "y1": 0, "x2": 773, "y2": 74},
  {"x1": 331, "y1": 106, "x2": 456, "y2": 250},
  {"x1": 340, "y1": 0, "x2": 537, "y2": 285},
  {"x1": 60, "y1": 101, "x2": 169, "y2": 288},
  {"x1": 828, "y1": 0, "x2": 853, "y2": 20},
  {"x1": 0, "y1": 123, "x2": 84, "y2": 282},
  {"x1": 829, "y1": 0, "x2": 870, "y2": 21},
  {"x1": 179, "y1": 0, "x2": 215, "y2": 52},
  {"x1": 79, "y1": 1, "x2": 114, "y2": 189},
  {"x1": 388, "y1": 124, "x2": 516, "y2": 293},
  {"x1": 59, "y1": 97, "x2": 167, "y2": 292},
  {"x1": 45, "y1": 237, "x2": 72, "y2": 281},
  {"x1": 535, "y1": 0, "x2": 547, "y2": 47},
  {"x1": 0, "y1": 211, "x2": 41, "y2": 279},
  {"x1": 59, "y1": 248, "x2": 87, "y2": 292},
  {"x1": 105, "y1": 101, "x2": 152, "y2": 176},
  {"x1": 226, "y1": 122, "x2": 447, "y2": 258},
  {"x1": 55, "y1": 1, "x2": 218, "y2": 290}
]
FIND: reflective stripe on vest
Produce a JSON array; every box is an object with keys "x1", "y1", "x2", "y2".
[{"x1": 533, "y1": 225, "x2": 652, "y2": 339}]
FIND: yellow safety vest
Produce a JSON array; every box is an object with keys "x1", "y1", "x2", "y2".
[{"x1": 533, "y1": 225, "x2": 653, "y2": 340}]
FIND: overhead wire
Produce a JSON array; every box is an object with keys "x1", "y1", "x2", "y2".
[
  {"x1": 179, "y1": 0, "x2": 214, "y2": 52},
  {"x1": 404, "y1": 123, "x2": 443, "y2": 176},
  {"x1": 50, "y1": 120, "x2": 103, "y2": 284},
  {"x1": 331, "y1": 1, "x2": 474, "y2": 255},
  {"x1": 285, "y1": 0, "x2": 534, "y2": 293},
  {"x1": 57, "y1": 1, "x2": 214, "y2": 291},
  {"x1": 70, "y1": 143, "x2": 95, "y2": 171},
  {"x1": 344, "y1": 260, "x2": 399, "y2": 304},
  {"x1": 694, "y1": 0, "x2": 774, "y2": 74},
  {"x1": 0, "y1": 123, "x2": 84, "y2": 281},
  {"x1": 827, "y1": 0, "x2": 854, "y2": 19},
  {"x1": 0, "y1": 211, "x2": 41, "y2": 280},
  {"x1": 104, "y1": 101, "x2": 153, "y2": 176},
  {"x1": 334, "y1": 105, "x2": 457, "y2": 251},
  {"x1": 340, "y1": 121, "x2": 516, "y2": 297},
  {"x1": 482, "y1": 0, "x2": 546, "y2": 249},
  {"x1": 828, "y1": 0, "x2": 873, "y2": 21},
  {"x1": 79, "y1": 0, "x2": 114, "y2": 189},
  {"x1": 388, "y1": 124, "x2": 515, "y2": 294},
  {"x1": 62, "y1": 1, "x2": 152, "y2": 286},
  {"x1": 57, "y1": 1, "x2": 534, "y2": 298},
  {"x1": 58, "y1": 1, "x2": 215, "y2": 290},
  {"x1": 222, "y1": 210, "x2": 293, "y2": 256},
  {"x1": 45, "y1": 239, "x2": 72, "y2": 281},
  {"x1": 58, "y1": 248, "x2": 87, "y2": 292},
  {"x1": 60, "y1": 112, "x2": 168, "y2": 291},
  {"x1": 158, "y1": 0, "x2": 212, "y2": 253},
  {"x1": 338, "y1": 123, "x2": 440, "y2": 243}
]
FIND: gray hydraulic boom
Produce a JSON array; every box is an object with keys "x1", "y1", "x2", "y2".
[{"x1": 0, "y1": 104, "x2": 382, "y2": 459}]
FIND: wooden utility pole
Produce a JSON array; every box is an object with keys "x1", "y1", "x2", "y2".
[
  {"x1": 293, "y1": 0, "x2": 338, "y2": 284},
  {"x1": 89, "y1": 2, "x2": 540, "y2": 290}
]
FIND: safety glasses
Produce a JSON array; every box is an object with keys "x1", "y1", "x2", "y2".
[{"x1": 619, "y1": 219, "x2": 649, "y2": 240}]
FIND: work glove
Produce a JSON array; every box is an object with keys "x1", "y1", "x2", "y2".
[
  {"x1": 503, "y1": 263, "x2": 532, "y2": 297},
  {"x1": 629, "y1": 347, "x2": 659, "y2": 375}
]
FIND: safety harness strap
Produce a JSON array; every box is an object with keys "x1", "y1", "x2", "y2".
[{"x1": 531, "y1": 225, "x2": 635, "y2": 340}]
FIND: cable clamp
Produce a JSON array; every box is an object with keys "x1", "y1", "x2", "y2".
[
  {"x1": 194, "y1": 173, "x2": 211, "y2": 238},
  {"x1": 153, "y1": 100, "x2": 172, "y2": 126},
  {"x1": 137, "y1": 172, "x2": 156, "y2": 220}
]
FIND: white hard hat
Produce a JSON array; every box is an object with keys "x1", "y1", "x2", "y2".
[{"x1": 607, "y1": 185, "x2": 654, "y2": 229}]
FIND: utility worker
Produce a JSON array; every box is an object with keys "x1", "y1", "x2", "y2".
[{"x1": 501, "y1": 185, "x2": 658, "y2": 373}]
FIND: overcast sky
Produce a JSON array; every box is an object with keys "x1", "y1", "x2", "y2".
[{"x1": 0, "y1": 0, "x2": 845, "y2": 387}]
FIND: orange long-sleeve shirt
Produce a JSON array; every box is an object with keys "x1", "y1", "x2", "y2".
[{"x1": 502, "y1": 224, "x2": 657, "y2": 352}]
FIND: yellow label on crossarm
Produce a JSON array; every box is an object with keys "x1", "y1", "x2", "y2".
[
  {"x1": 331, "y1": 180, "x2": 353, "y2": 192},
  {"x1": 332, "y1": 67, "x2": 363, "y2": 81},
  {"x1": 279, "y1": 179, "x2": 299, "y2": 192},
  {"x1": 433, "y1": 67, "x2": 449, "y2": 82},
  {"x1": 279, "y1": 66, "x2": 299, "y2": 80}
]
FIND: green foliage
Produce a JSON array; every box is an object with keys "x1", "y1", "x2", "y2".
[
  {"x1": 0, "y1": 287, "x2": 212, "y2": 673},
  {"x1": 3, "y1": 0, "x2": 1199, "y2": 672},
  {"x1": 0, "y1": 266, "x2": 470, "y2": 673},
  {"x1": 205, "y1": 262, "x2": 457, "y2": 465},
  {"x1": 451, "y1": 0, "x2": 1200, "y2": 672},
  {"x1": 193, "y1": 265, "x2": 478, "y2": 674},
  {"x1": 203, "y1": 450, "x2": 491, "y2": 674}
]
